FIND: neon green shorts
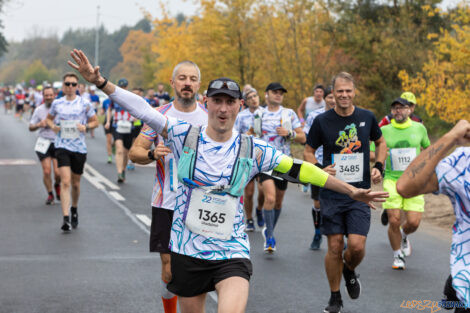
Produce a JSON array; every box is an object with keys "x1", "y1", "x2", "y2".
[{"x1": 382, "y1": 179, "x2": 425, "y2": 212}]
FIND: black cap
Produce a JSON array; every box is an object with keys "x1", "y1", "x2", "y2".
[
  {"x1": 391, "y1": 97, "x2": 411, "y2": 107},
  {"x1": 265, "y1": 82, "x2": 287, "y2": 93},
  {"x1": 206, "y1": 77, "x2": 242, "y2": 99}
]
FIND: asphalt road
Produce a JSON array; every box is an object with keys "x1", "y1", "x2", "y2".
[{"x1": 0, "y1": 111, "x2": 453, "y2": 313}]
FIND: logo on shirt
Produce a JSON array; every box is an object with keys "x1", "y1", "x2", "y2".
[
  {"x1": 335, "y1": 123, "x2": 362, "y2": 154},
  {"x1": 359, "y1": 122, "x2": 365, "y2": 127}
]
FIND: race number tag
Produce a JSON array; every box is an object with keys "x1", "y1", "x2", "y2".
[
  {"x1": 18, "y1": 99, "x2": 25, "y2": 105},
  {"x1": 60, "y1": 120, "x2": 80, "y2": 139},
  {"x1": 34, "y1": 137, "x2": 51, "y2": 154},
  {"x1": 185, "y1": 188, "x2": 237, "y2": 240},
  {"x1": 116, "y1": 120, "x2": 132, "y2": 134},
  {"x1": 332, "y1": 153, "x2": 364, "y2": 183},
  {"x1": 390, "y1": 148, "x2": 416, "y2": 171}
]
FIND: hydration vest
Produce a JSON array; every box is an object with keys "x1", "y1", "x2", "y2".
[{"x1": 177, "y1": 126, "x2": 254, "y2": 197}]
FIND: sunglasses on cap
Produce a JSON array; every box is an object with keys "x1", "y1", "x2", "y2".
[
  {"x1": 209, "y1": 80, "x2": 240, "y2": 91},
  {"x1": 64, "y1": 82, "x2": 78, "y2": 87}
]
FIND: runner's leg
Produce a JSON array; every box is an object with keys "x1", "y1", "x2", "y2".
[
  {"x1": 59, "y1": 166, "x2": 72, "y2": 217},
  {"x1": 402, "y1": 211, "x2": 422, "y2": 235},
  {"x1": 71, "y1": 172, "x2": 81, "y2": 208},
  {"x1": 41, "y1": 157, "x2": 53, "y2": 193},
  {"x1": 216, "y1": 276, "x2": 249, "y2": 313},
  {"x1": 343, "y1": 234, "x2": 366, "y2": 270},
  {"x1": 244, "y1": 179, "x2": 254, "y2": 220},
  {"x1": 325, "y1": 234, "x2": 344, "y2": 292},
  {"x1": 178, "y1": 293, "x2": 206, "y2": 313}
]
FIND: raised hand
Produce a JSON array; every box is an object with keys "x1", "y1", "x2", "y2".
[{"x1": 67, "y1": 49, "x2": 102, "y2": 85}]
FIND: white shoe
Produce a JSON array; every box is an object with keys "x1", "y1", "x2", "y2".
[
  {"x1": 401, "y1": 236, "x2": 411, "y2": 257},
  {"x1": 392, "y1": 254, "x2": 406, "y2": 270}
]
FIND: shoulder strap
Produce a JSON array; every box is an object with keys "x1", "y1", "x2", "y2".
[
  {"x1": 181, "y1": 125, "x2": 201, "y2": 180},
  {"x1": 229, "y1": 134, "x2": 253, "y2": 185}
]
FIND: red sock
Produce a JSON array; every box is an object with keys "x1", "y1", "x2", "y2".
[{"x1": 162, "y1": 296, "x2": 177, "y2": 313}]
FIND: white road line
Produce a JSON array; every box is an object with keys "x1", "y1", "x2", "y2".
[
  {"x1": 0, "y1": 159, "x2": 37, "y2": 165},
  {"x1": 109, "y1": 191, "x2": 125, "y2": 201},
  {"x1": 82, "y1": 172, "x2": 105, "y2": 190},
  {"x1": 135, "y1": 214, "x2": 151, "y2": 227},
  {"x1": 84, "y1": 164, "x2": 120, "y2": 190}
]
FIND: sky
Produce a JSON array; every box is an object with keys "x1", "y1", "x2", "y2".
[
  {"x1": 1, "y1": 0, "x2": 463, "y2": 42},
  {"x1": 1, "y1": 0, "x2": 200, "y2": 42}
]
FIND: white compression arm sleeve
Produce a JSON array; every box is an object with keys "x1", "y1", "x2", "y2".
[{"x1": 109, "y1": 86, "x2": 167, "y2": 134}]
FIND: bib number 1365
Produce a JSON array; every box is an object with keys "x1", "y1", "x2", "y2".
[{"x1": 198, "y1": 209, "x2": 226, "y2": 224}]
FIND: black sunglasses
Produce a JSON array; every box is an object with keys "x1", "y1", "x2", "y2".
[
  {"x1": 64, "y1": 82, "x2": 78, "y2": 87},
  {"x1": 210, "y1": 80, "x2": 240, "y2": 91}
]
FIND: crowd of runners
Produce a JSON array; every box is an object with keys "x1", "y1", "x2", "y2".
[{"x1": 2, "y1": 48, "x2": 469, "y2": 313}]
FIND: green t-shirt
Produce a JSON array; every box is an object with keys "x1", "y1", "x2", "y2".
[{"x1": 371, "y1": 118, "x2": 430, "y2": 181}]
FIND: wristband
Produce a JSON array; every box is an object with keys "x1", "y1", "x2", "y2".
[
  {"x1": 300, "y1": 118, "x2": 305, "y2": 123},
  {"x1": 315, "y1": 162, "x2": 324, "y2": 169},
  {"x1": 148, "y1": 149, "x2": 156, "y2": 161},
  {"x1": 373, "y1": 162, "x2": 385, "y2": 177},
  {"x1": 97, "y1": 77, "x2": 108, "y2": 90}
]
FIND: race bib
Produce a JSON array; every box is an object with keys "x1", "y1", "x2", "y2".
[
  {"x1": 60, "y1": 120, "x2": 80, "y2": 139},
  {"x1": 18, "y1": 99, "x2": 25, "y2": 105},
  {"x1": 390, "y1": 148, "x2": 416, "y2": 171},
  {"x1": 332, "y1": 153, "x2": 364, "y2": 183},
  {"x1": 185, "y1": 188, "x2": 237, "y2": 240},
  {"x1": 116, "y1": 120, "x2": 132, "y2": 134},
  {"x1": 34, "y1": 137, "x2": 51, "y2": 154}
]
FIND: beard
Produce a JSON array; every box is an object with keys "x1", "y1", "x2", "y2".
[
  {"x1": 45, "y1": 101, "x2": 53, "y2": 108},
  {"x1": 175, "y1": 89, "x2": 196, "y2": 107}
]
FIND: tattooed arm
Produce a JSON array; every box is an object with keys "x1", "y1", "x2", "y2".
[{"x1": 396, "y1": 120, "x2": 470, "y2": 198}]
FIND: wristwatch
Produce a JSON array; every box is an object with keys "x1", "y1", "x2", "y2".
[{"x1": 148, "y1": 149, "x2": 156, "y2": 161}]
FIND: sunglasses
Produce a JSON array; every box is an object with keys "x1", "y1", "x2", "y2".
[
  {"x1": 209, "y1": 80, "x2": 240, "y2": 91},
  {"x1": 64, "y1": 82, "x2": 78, "y2": 87}
]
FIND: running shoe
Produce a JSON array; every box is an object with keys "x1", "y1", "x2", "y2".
[
  {"x1": 310, "y1": 233, "x2": 322, "y2": 250},
  {"x1": 324, "y1": 296, "x2": 343, "y2": 313},
  {"x1": 46, "y1": 194, "x2": 54, "y2": 205},
  {"x1": 256, "y1": 209, "x2": 265, "y2": 227},
  {"x1": 127, "y1": 162, "x2": 135, "y2": 170},
  {"x1": 401, "y1": 236, "x2": 411, "y2": 257},
  {"x1": 265, "y1": 236, "x2": 276, "y2": 253},
  {"x1": 302, "y1": 184, "x2": 309, "y2": 194},
  {"x1": 71, "y1": 207, "x2": 78, "y2": 229},
  {"x1": 392, "y1": 254, "x2": 406, "y2": 270},
  {"x1": 246, "y1": 219, "x2": 255, "y2": 232},
  {"x1": 343, "y1": 263, "x2": 361, "y2": 299},
  {"x1": 61, "y1": 216, "x2": 71, "y2": 232},
  {"x1": 117, "y1": 173, "x2": 125, "y2": 183},
  {"x1": 381, "y1": 209, "x2": 388, "y2": 226},
  {"x1": 107, "y1": 155, "x2": 112, "y2": 164},
  {"x1": 54, "y1": 184, "x2": 61, "y2": 201}
]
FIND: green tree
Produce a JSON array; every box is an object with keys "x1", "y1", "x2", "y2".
[
  {"x1": 0, "y1": 0, "x2": 8, "y2": 57},
  {"x1": 22, "y1": 59, "x2": 52, "y2": 84}
]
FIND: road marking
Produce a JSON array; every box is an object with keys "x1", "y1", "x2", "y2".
[
  {"x1": 109, "y1": 191, "x2": 125, "y2": 201},
  {"x1": 0, "y1": 159, "x2": 37, "y2": 165},
  {"x1": 136, "y1": 214, "x2": 152, "y2": 227},
  {"x1": 84, "y1": 164, "x2": 120, "y2": 190}
]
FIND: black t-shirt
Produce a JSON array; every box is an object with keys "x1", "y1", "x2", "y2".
[{"x1": 307, "y1": 106, "x2": 382, "y2": 199}]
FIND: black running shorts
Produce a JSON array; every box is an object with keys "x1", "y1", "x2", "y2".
[
  {"x1": 319, "y1": 197, "x2": 371, "y2": 236},
  {"x1": 149, "y1": 207, "x2": 173, "y2": 253},
  {"x1": 258, "y1": 173, "x2": 288, "y2": 191},
  {"x1": 112, "y1": 129, "x2": 133, "y2": 150},
  {"x1": 55, "y1": 148, "x2": 87, "y2": 175},
  {"x1": 167, "y1": 252, "x2": 253, "y2": 297},
  {"x1": 36, "y1": 143, "x2": 56, "y2": 161}
]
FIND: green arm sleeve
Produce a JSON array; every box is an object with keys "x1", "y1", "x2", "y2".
[{"x1": 274, "y1": 155, "x2": 329, "y2": 187}]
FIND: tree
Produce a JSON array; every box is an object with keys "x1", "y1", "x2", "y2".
[
  {"x1": 22, "y1": 59, "x2": 52, "y2": 85},
  {"x1": 0, "y1": 0, "x2": 8, "y2": 58},
  {"x1": 399, "y1": 3, "x2": 470, "y2": 123}
]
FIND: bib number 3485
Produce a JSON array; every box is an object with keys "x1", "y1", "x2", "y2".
[{"x1": 185, "y1": 188, "x2": 237, "y2": 240}]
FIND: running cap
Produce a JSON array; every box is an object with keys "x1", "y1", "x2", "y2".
[
  {"x1": 36, "y1": 85, "x2": 43, "y2": 91},
  {"x1": 206, "y1": 77, "x2": 242, "y2": 99},
  {"x1": 265, "y1": 82, "x2": 287, "y2": 93},
  {"x1": 400, "y1": 92, "x2": 416, "y2": 105},
  {"x1": 391, "y1": 97, "x2": 411, "y2": 107},
  {"x1": 243, "y1": 87, "x2": 257, "y2": 100},
  {"x1": 117, "y1": 78, "x2": 129, "y2": 87},
  {"x1": 323, "y1": 85, "x2": 333, "y2": 98}
]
